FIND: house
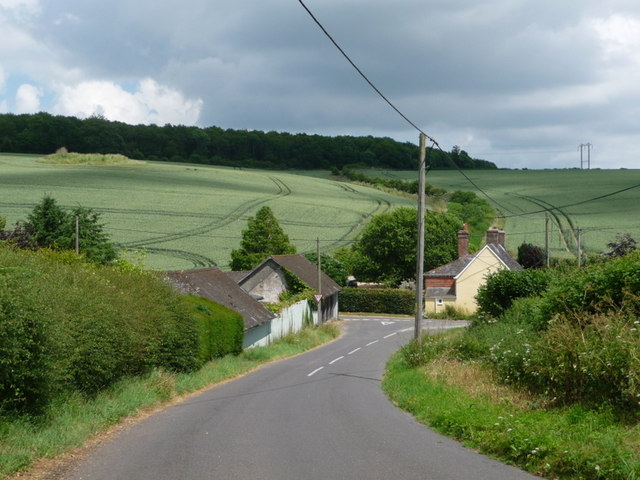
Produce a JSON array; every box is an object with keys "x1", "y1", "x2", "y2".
[
  {"x1": 235, "y1": 254, "x2": 341, "y2": 323},
  {"x1": 163, "y1": 268, "x2": 276, "y2": 349},
  {"x1": 424, "y1": 226, "x2": 522, "y2": 315}
]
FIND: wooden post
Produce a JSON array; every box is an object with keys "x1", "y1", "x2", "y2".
[{"x1": 415, "y1": 133, "x2": 426, "y2": 341}]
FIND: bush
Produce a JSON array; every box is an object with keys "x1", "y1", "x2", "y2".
[
  {"x1": 185, "y1": 296, "x2": 244, "y2": 363},
  {"x1": 475, "y1": 268, "x2": 552, "y2": 320},
  {"x1": 540, "y1": 250, "x2": 640, "y2": 324},
  {"x1": 524, "y1": 313, "x2": 640, "y2": 408},
  {"x1": 0, "y1": 247, "x2": 200, "y2": 414},
  {"x1": 339, "y1": 287, "x2": 415, "y2": 315}
]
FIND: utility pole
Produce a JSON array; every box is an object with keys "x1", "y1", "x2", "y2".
[
  {"x1": 545, "y1": 213, "x2": 550, "y2": 268},
  {"x1": 415, "y1": 133, "x2": 426, "y2": 341},
  {"x1": 576, "y1": 227, "x2": 583, "y2": 267},
  {"x1": 75, "y1": 215, "x2": 80, "y2": 255},
  {"x1": 578, "y1": 143, "x2": 593, "y2": 169},
  {"x1": 317, "y1": 237, "x2": 322, "y2": 323}
]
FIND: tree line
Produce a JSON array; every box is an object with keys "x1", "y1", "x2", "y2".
[{"x1": 0, "y1": 112, "x2": 498, "y2": 170}]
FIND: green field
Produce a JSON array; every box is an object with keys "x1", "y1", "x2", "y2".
[
  {"x1": 363, "y1": 168, "x2": 640, "y2": 256},
  {"x1": 0, "y1": 155, "x2": 414, "y2": 270}
]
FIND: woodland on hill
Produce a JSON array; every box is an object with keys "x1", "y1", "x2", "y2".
[{"x1": 0, "y1": 112, "x2": 497, "y2": 170}]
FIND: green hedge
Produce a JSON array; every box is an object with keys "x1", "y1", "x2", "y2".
[
  {"x1": 0, "y1": 247, "x2": 199, "y2": 414},
  {"x1": 339, "y1": 287, "x2": 415, "y2": 315},
  {"x1": 185, "y1": 296, "x2": 244, "y2": 362}
]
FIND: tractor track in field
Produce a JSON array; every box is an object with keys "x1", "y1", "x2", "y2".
[
  {"x1": 120, "y1": 177, "x2": 293, "y2": 264},
  {"x1": 507, "y1": 193, "x2": 577, "y2": 253}
]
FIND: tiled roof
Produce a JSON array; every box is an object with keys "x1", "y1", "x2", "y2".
[
  {"x1": 164, "y1": 268, "x2": 275, "y2": 330},
  {"x1": 426, "y1": 244, "x2": 522, "y2": 278},
  {"x1": 269, "y1": 254, "x2": 342, "y2": 296}
]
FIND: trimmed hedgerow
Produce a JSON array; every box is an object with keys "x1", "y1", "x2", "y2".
[
  {"x1": 0, "y1": 246, "x2": 199, "y2": 414},
  {"x1": 339, "y1": 287, "x2": 415, "y2": 315},
  {"x1": 185, "y1": 295, "x2": 244, "y2": 362}
]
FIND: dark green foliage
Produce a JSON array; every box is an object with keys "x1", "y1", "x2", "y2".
[
  {"x1": 603, "y1": 233, "x2": 637, "y2": 258},
  {"x1": 540, "y1": 250, "x2": 640, "y2": 323},
  {"x1": 25, "y1": 195, "x2": 68, "y2": 248},
  {"x1": 0, "y1": 280, "x2": 50, "y2": 413},
  {"x1": 185, "y1": 296, "x2": 243, "y2": 363},
  {"x1": 20, "y1": 196, "x2": 117, "y2": 265},
  {"x1": 446, "y1": 190, "x2": 493, "y2": 250},
  {"x1": 303, "y1": 252, "x2": 348, "y2": 286},
  {"x1": 517, "y1": 242, "x2": 546, "y2": 269},
  {"x1": 0, "y1": 112, "x2": 498, "y2": 170},
  {"x1": 0, "y1": 247, "x2": 199, "y2": 414},
  {"x1": 353, "y1": 207, "x2": 461, "y2": 285},
  {"x1": 339, "y1": 287, "x2": 415, "y2": 315},
  {"x1": 475, "y1": 268, "x2": 552, "y2": 320},
  {"x1": 230, "y1": 206, "x2": 296, "y2": 270}
]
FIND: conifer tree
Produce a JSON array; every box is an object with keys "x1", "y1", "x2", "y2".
[{"x1": 230, "y1": 206, "x2": 296, "y2": 270}]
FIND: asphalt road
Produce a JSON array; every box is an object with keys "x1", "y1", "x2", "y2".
[{"x1": 63, "y1": 317, "x2": 543, "y2": 480}]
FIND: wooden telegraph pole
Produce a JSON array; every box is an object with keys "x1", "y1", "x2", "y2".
[{"x1": 415, "y1": 133, "x2": 426, "y2": 340}]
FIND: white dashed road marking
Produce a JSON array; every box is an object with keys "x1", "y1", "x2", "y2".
[
  {"x1": 383, "y1": 332, "x2": 397, "y2": 339},
  {"x1": 348, "y1": 348, "x2": 361, "y2": 355},
  {"x1": 308, "y1": 367, "x2": 324, "y2": 377},
  {"x1": 329, "y1": 356, "x2": 344, "y2": 365},
  {"x1": 365, "y1": 340, "x2": 379, "y2": 346}
]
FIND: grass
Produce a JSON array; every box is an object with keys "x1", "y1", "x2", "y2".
[
  {"x1": 0, "y1": 154, "x2": 414, "y2": 271},
  {"x1": 39, "y1": 153, "x2": 144, "y2": 166},
  {"x1": 358, "y1": 168, "x2": 640, "y2": 255},
  {"x1": 383, "y1": 351, "x2": 640, "y2": 480},
  {"x1": 0, "y1": 322, "x2": 340, "y2": 480}
]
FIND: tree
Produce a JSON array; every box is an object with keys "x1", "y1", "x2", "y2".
[
  {"x1": 517, "y1": 242, "x2": 546, "y2": 269},
  {"x1": 353, "y1": 207, "x2": 461, "y2": 285},
  {"x1": 230, "y1": 206, "x2": 296, "y2": 270},
  {"x1": 604, "y1": 233, "x2": 637, "y2": 258},
  {"x1": 23, "y1": 196, "x2": 117, "y2": 264},
  {"x1": 304, "y1": 252, "x2": 348, "y2": 286},
  {"x1": 25, "y1": 195, "x2": 69, "y2": 248}
]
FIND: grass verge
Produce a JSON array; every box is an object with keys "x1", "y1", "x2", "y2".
[
  {"x1": 383, "y1": 351, "x2": 640, "y2": 480},
  {"x1": 0, "y1": 322, "x2": 340, "y2": 479}
]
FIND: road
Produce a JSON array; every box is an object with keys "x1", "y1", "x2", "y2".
[{"x1": 62, "y1": 316, "x2": 542, "y2": 480}]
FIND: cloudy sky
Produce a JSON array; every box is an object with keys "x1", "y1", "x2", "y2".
[{"x1": 1, "y1": 0, "x2": 640, "y2": 169}]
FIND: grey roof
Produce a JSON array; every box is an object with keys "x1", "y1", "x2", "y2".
[
  {"x1": 164, "y1": 268, "x2": 275, "y2": 330},
  {"x1": 426, "y1": 243, "x2": 522, "y2": 278},
  {"x1": 487, "y1": 243, "x2": 523, "y2": 271},
  {"x1": 425, "y1": 286, "x2": 456, "y2": 298},
  {"x1": 226, "y1": 270, "x2": 250, "y2": 283},
  {"x1": 268, "y1": 254, "x2": 342, "y2": 296}
]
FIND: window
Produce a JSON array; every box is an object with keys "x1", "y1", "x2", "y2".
[{"x1": 436, "y1": 298, "x2": 444, "y2": 306}]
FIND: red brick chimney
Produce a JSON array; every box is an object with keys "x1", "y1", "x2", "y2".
[
  {"x1": 486, "y1": 226, "x2": 500, "y2": 245},
  {"x1": 498, "y1": 229, "x2": 506, "y2": 247},
  {"x1": 457, "y1": 224, "x2": 470, "y2": 258}
]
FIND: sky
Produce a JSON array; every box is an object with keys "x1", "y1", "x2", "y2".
[{"x1": 1, "y1": 0, "x2": 640, "y2": 169}]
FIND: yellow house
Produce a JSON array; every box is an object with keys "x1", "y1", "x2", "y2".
[{"x1": 425, "y1": 226, "x2": 522, "y2": 315}]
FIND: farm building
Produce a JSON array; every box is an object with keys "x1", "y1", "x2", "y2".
[
  {"x1": 235, "y1": 254, "x2": 341, "y2": 324},
  {"x1": 424, "y1": 226, "x2": 522, "y2": 315},
  {"x1": 164, "y1": 268, "x2": 276, "y2": 349}
]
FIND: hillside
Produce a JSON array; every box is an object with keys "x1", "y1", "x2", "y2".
[
  {"x1": 0, "y1": 154, "x2": 416, "y2": 270},
  {"x1": 359, "y1": 168, "x2": 640, "y2": 255}
]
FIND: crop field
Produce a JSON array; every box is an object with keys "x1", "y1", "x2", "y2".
[
  {"x1": 366, "y1": 168, "x2": 640, "y2": 256},
  {"x1": 0, "y1": 155, "x2": 415, "y2": 270}
]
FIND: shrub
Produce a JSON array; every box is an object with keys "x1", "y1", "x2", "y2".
[
  {"x1": 475, "y1": 268, "x2": 552, "y2": 320},
  {"x1": 0, "y1": 246, "x2": 200, "y2": 414},
  {"x1": 339, "y1": 287, "x2": 415, "y2": 315},
  {"x1": 540, "y1": 250, "x2": 640, "y2": 324},
  {"x1": 185, "y1": 296, "x2": 244, "y2": 363},
  {"x1": 524, "y1": 313, "x2": 640, "y2": 408}
]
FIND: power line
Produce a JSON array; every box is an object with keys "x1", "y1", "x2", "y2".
[
  {"x1": 498, "y1": 183, "x2": 640, "y2": 219},
  {"x1": 296, "y1": 0, "x2": 514, "y2": 214}
]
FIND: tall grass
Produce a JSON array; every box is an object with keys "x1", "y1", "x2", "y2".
[{"x1": 384, "y1": 350, "x2": 640, "y2": 480}]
